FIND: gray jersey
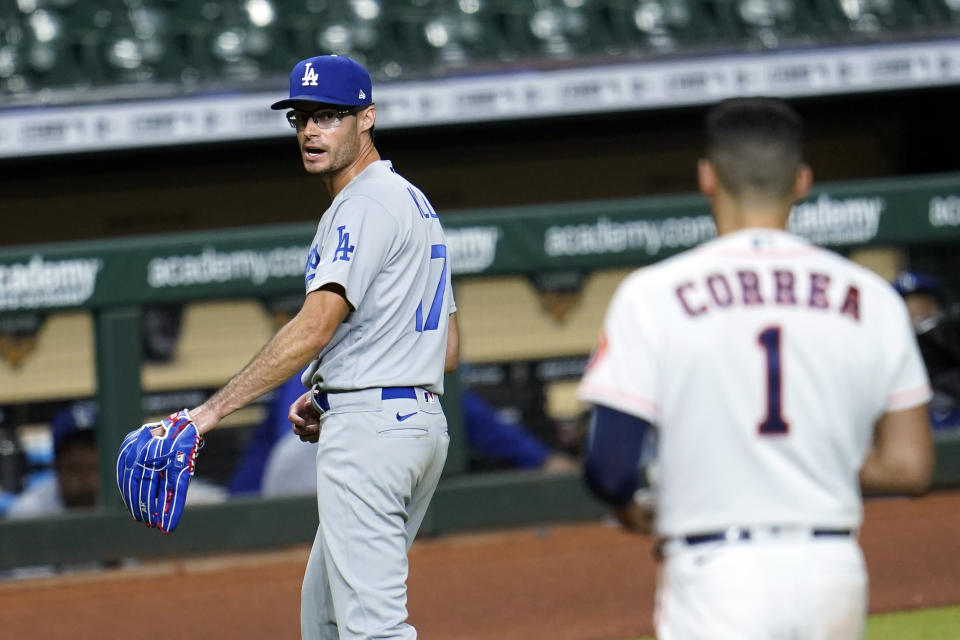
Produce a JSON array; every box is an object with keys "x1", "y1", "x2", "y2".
[{"x1": 301, "y1": 160, "x2": 456, "y2": 394}]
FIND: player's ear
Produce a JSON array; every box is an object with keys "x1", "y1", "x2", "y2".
[
  {"x1": 697, "y1": 159, "x2": 717, "y2": 199},
  {"x1": 358, "y1": 105, "x2": 376, "y2": 135},
  {"x1": 793, "y1": 163, "x2": 813, "y2": 201}
]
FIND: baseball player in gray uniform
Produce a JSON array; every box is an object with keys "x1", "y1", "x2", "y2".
[{"x1": 188, "y1": 55, "x2": 458, "y2": 640}]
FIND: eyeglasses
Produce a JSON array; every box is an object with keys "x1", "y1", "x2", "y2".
[{"x1": 286, "y1": 106, "x2": 359, "y2": 130}]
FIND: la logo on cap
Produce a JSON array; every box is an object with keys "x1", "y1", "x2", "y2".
[
  {"x1": 302, "y1": 62, "x2": 319, "y2": 87},
  {"x1": 358, "y1": 89, "x2": 366, "y2": 100}
]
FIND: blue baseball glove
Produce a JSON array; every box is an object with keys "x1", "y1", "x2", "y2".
[{"x1": 116, "y1": 409, "x2": 203, "y2": 533}]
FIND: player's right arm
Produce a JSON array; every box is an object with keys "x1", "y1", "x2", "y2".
[
  {"x1": 578, "y1": 273, "x2": 659, "y2": 533},
  {"x1": 583, "y1": 405, "x2": 656, "y2": 534},
  {"x1": 859, "y1": 404, "x2": 934, "y2": 496},
  {"x1": 190, "y1": 284, "x2": 350, "y2": 436}
]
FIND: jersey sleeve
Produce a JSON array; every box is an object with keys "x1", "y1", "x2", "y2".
[
  {"x1": 578, "y1": 275, "x2": 660, "y2": 423},
  {"x1": 439, "y1": 225, "x2": 457, "y2": 315},
  {"x1": 583, "y1": 406, "x2": 652, "y2": 506},
  {"x1": 305, "y1": 196, "x2": 398, "y2": 309},
  {"x1": 448, "y1": 278, "x2": 457, "y2": 315},
  {"x1": 882, "y1": 296, "x2": 932, "y2": 412}
]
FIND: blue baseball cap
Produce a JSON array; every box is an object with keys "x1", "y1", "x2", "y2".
[
  {"x1": 893, "y1": 270, "x2": 943, "y2": 301},
  {"x1": 271, "y1": 55, "x2": 373, "y2": 110},
  {"x1": 51, "y1": 402, "x2": 98, "y2": 452}
]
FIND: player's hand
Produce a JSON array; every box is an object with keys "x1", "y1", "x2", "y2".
[
  {"x1": 289, "y1": 391, "x2": 322, "y2": 443},
  {"x1": 615, "y1": 488, "x2": 656, "y2": 535},
  {"x1": 150, "y1": 406, "x2": 217, "y2": 437},
  {"x1": 615, "y1": 502, "x2": 655, "y2": 534},
  {"x1": 185, "y1": 404, "x2": 220, "y2": 436},
  {"x1": 117, "y1": 409, "x2": 203, "y2": 533},
  {"x1": 539, "y1": 452, "x2": 580, "y2": 474}
]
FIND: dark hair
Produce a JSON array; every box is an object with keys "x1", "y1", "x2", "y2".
[
  {"x1": 705, "y1": 97, "x2": 804, "y2": 200},
  {"x1": 54, "y1": 428, "x2": 97, "y2": 462}
]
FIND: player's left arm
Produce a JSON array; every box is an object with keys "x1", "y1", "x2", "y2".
[
  {"x1": 444, "y1": 312, "x2": 459, "y2": 372},
  {"x1": 189, "y1": 284, "x2": 350, "y2": 435},
  {"x1": 584, "y1": 405, "x2": 656, "y2": 533},
  {"x1": 858, "y1": 292, "x2": 936, "y2": 495},
  {"x1": 859, "y1": 404, "x2": 934, "y2": 496}
]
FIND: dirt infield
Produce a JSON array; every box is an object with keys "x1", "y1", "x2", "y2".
[{"x1": 2, "y1": 489, "x2": 958, "y2": 640}]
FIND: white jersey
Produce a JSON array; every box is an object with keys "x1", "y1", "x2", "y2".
[
  {"x1": 579, "y1": 228, "x2": 930, "y2": 536},
  {"x1": 301, "y1": 160, "x2": 455, "y2": 394}
]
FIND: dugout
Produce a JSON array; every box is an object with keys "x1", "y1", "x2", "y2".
[{"x1": 1, "y1": 170, "x2": 960, "y2": 570}]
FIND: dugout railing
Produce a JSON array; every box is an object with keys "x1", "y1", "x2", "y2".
[{"x1": 1, "y1": 171, "x2": 960, "y2": 569}]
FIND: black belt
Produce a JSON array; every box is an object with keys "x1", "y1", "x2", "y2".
[{"x1": 683, "y1": 527, "x2": 853, "y2": 546}]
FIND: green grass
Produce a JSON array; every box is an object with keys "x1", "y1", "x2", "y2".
[
  {"x1": 624, "y1": 605, "x2": 960, "y2": 640},
  {"x1": 866, "y1": 606, "x2": 960, "y2": 639}
]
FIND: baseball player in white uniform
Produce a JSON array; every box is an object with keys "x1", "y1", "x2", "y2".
[
  {"x1": 188, "y1": 55, "x2": 457, "y2": 640},
  {"x1": 578, "y1": 98, "x2": 934, "y2": 639}
]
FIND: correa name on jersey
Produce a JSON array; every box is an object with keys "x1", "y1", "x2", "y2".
[{"x1": 675, "y1": 267, "x2": 861, "y2": 322}]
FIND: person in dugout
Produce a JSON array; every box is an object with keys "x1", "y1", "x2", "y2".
[{"x1": 893, "y1": 270, "x2": 960, "y2": 432}]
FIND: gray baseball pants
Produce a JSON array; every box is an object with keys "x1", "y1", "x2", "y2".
[{"x1": 300, "y1": 387, "x2": 449, "y2": 640}]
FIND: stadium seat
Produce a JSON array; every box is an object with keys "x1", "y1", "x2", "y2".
[
  {"x1": 272, "y1": 0, "x2": 385, "y2": 76},
  {"x1": 13, "y1": 5, "x2": 92, "y2": 92},
  {"x1": 0, "y1": 0, "x2": 955, "y2": 100},
  {"x1": 483, "y1": 0, "x2": 542, "y2": 60},
  {"x1": 933, "y1": 0, "x2": 960, "y2": 21},
  {"x1": 601, "y1": 0, "x2": 723, "y2": 53},
  {"x1": 720, "y1": 0, "x2": 828, "y2": 49},
  {"x1": 166, "y1": 0, "x2": 274, "y2": 84},
  {"x1": 815, "y1": 0, "x2": 932, "y2": 34},
  {"x1": 380, "y1": 0, "x2": 491, "y2": 72},
  {"x1": 376, "y1": 2, "x2": 436, "y2": 73},
  {"x1": 0, "y1": 6, "x2": 27, "y2": 96},
  {"x1": 421, "y1": 0, "x2": 521, "y2": 68},
  {"x1": 271, "y1": 0, "x2": 333, "y2": 66},
  {"x1": 524, "y1": 0, "x2": 592, "y2": 59}
]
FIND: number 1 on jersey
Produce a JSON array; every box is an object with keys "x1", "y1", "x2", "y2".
[{"x1": 758, "y1": 326, "x2": 789, "y2": 435}]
